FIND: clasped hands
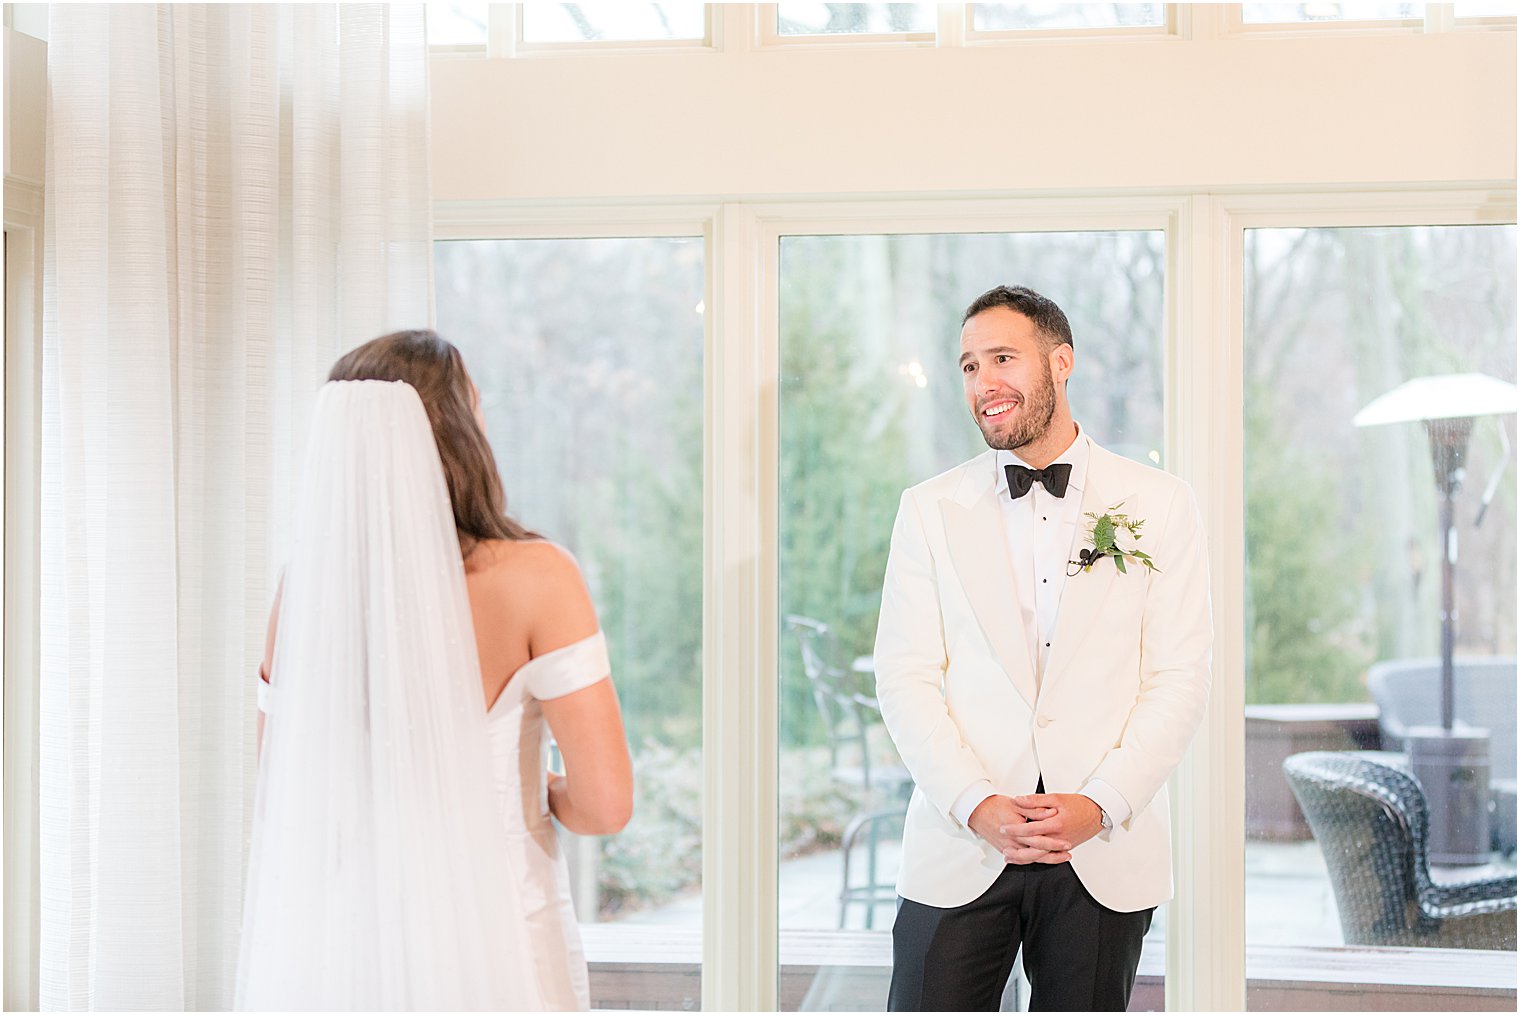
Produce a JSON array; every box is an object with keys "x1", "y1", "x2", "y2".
[{"x1": 967, "y1": 792, "x2": 1104, "y2": 865}]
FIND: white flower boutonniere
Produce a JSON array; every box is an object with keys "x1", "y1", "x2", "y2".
[{"x1": 1068, "y1": 501, "x2": 1159, "y2": 576}]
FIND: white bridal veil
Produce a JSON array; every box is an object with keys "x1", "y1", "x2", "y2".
[{"x1": 236, "y1": 381, "x2": 544, "y2": 1011}]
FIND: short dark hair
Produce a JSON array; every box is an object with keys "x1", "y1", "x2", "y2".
[{"x1": 961, "y1": 285, "x2": 1073, "y2": 350}]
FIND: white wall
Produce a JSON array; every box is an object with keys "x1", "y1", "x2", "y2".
[
  {"x1": 430, "y1": 29, "x2": 1515, "y2": 201},
  {"x1": 4, "y1": 26, "x2": 47, "y2": 185}
]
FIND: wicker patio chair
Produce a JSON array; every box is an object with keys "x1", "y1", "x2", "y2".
[{"x1": 1284, "y1": 751, "x2": 1516, "y2": 949}]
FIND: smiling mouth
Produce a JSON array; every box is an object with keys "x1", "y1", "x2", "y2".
[{"x1": 982, "y1": 400, "x2": 1019, "y2": 418}]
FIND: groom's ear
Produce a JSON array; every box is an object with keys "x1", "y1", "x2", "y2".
[{"x1": 1050, "y1": 341, "x2": 1074, "y2": 387}]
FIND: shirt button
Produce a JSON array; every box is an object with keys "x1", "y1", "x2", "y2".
[{"x1": 1042, "y1": 578, "x2": 1048, "y2": 584}]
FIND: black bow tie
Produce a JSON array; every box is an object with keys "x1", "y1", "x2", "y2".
[{"x1": 1006, "y1": 462, "x2": 1072, "y2": 500}]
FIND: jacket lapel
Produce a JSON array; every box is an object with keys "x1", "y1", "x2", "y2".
[
  {"x1": 1039, "y1": 445, "x2": 1133, "y2": 703},
  {"x1": 940, "y1": 456, "x2": 1039, "y2": 709}
]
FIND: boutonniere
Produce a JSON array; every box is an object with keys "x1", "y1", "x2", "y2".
[{"x1": 1068, "y1": 502, "x2": 1159, "y2": 576}]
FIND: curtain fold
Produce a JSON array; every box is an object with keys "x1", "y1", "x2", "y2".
[{"x1": 39, "y1": 5, "x2": 431, "y2": 1008}]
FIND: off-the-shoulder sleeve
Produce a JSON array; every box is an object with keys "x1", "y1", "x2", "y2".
[{"x1": 517, "y1": 631, "x2": 611, "y2": 701}]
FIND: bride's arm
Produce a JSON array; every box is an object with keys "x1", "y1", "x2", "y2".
[
  {"x1": 524, "y1": 544, "x2": 633, "y2": 836},
  {"x1": 256, "y1": 575, "x2": 284, "y2": 754},
  {"x1": 543, "y1": 681, "x2": 633, "y2": 836}
]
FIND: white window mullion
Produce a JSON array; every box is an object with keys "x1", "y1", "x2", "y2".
[
  {"x1": 1178, "y1": 1, "x2": 1229, "y2": 40},
  {"x1": 1424, "y1": 4, "x2": 1458, "y2": 32},
  {"x1": 939, "y1": 5, "x2": 968, "y2": 46},
  {"x1": 1165, "y1": 194, "x2": 1248, "y2": 1012},
  {"x1": 716, "y1": 3, "x2": 759, "y2": 52},
  {"x1": 486, "y1": 3, "x2": 516, "y2": 58},
  {"x1": 703, "y1": 202, "x2": 780, "y2": 1012}
]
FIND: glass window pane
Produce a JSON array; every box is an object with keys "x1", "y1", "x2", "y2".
[
  {"x1": 776, "y1": 3, "x2": 936, "y2": 35},
  {"x1": 1243, "y1": 225, "x2": 1517, "y2": 1007},
  {"x1": 973, "y1": 3, "x2": 1164, "y2": 31},
  {"x1": 777, "y1": 231, "x2": 1166, "y2": 1010},
  {"x1": 435, "y1": 237, "x2": 706, "y2": 1009},
  {"x1": 427, "y1": 1, "x2": 489, "y2": 47},
  {"x1": 521, "y1": 3, "x2": 707, "y2": 43},
  {"x1": 1242, "y1": 3, "x2": 1423, "y2": 23},
  {"x1": 1455, "y1": 1, "x2": 1518, "y2": 16}
]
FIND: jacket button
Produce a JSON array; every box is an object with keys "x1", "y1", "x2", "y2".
[{"x1": 1037, "y1": 716, "x2": 1052, "y2": 728}]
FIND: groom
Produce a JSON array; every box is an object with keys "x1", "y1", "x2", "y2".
[{"x1": 874, "y1": 285, "x2": 1212, "y2": 1011}]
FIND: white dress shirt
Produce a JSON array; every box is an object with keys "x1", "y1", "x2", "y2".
[{"x1": 949, "y1": 423, "x2": 1132, "y2": 836}]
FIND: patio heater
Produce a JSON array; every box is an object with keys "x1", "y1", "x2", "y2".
[{"x1": 1354, "y1": 372, "x2": 1518, "y2": 865}]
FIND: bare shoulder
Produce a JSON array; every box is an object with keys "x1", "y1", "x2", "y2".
[
  {"x1": 466, "y1": 539, "x2": 589, "y2": 597},
  {"x1": 467, "y1": 536, "x2": 573, "y2": 573},
  {"x1": 466, "y1": 539, "x2": 598, "y2": 654}
]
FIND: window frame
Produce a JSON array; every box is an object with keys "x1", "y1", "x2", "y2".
[
  {"x1": 757, "y1": 198, "x2": 1191, "y2": 1010},
  {"x1": 422, "y1": 1, "x2": 495, "y2": 58},
  {"x1": 423, "y1": 3, "x2": 1515, "y2": 60},
  {"x1": 1452, "y1": 10, "x2": 1520, "y2": 30},
  {"x1": 432, "y1": 184, "x2": 1516, "y2": 1011},
  {"x1": 1221, "y1": 2, "x2": 1469, "y2": 36},
  {"x1": 437, "y1": 193, "x2": 1211, "y2": 1011},
  {"x1": 1218, "y1": 186, "x2": 1517, "y2": 1009},
  {"x1": 757, "y1": 3, "x2": 938, "y2": 48},
  {"x1": 512, "y1": 3, "x2": 715, "y2": 55},
  {"x1": 422, "y1": 3, "x2": 1514, "y2": 59},
  {"x1": 963, "y1": 2, "x2": 1179, "y2": 43},
  {"x1": 425, "y1": 4, "x2": 719, "y2": 59}
]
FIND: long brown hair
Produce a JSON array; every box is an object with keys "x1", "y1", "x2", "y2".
[{"x1": 328, "y1": 329, "x2": 537, "y2": 555}]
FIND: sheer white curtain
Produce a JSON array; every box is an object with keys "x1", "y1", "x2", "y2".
[{"x1": 39, "y1": 5, "x2": 431, "y2": 1009}]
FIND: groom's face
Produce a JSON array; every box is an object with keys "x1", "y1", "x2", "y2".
[{"x1": 959, "y1": 308, "x2": 1065, "y2": 451}]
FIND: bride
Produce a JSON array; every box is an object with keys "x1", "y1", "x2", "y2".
[{"x1": 236, "y1": 330, "x2": 633, "y2": 1011}]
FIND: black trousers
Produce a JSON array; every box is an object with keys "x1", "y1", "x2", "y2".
[{"x1": 886, "y1": 861, "x2": 1153, "y2": 1012}]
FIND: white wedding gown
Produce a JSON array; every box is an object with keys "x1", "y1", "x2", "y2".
[
  {"x1": 251, "y1": 629, "x2": 610, "y2": 1011},
  {"x1": 236, "y1": 381, "x2": 608, "y2": 1012},
  {"x1": 486, "y1": 631, "x2": 612, "y2": 1012}
]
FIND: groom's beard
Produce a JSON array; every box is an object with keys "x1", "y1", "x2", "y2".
[{"x1": 974, "y1": 360, "x2": 1058, "y2": 451}]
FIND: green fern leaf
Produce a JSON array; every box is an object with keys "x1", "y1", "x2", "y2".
[{"x1": 1092, "y1": 514, "x2": 1117, "y2": 552}]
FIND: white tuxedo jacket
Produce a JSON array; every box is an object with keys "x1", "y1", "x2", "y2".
[{"x1": 874, "y1": 437, "x2": 1212, "y2": 913}]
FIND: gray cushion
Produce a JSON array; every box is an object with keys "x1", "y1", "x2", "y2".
[{"x1": 1368, "y1": 657, "x2": 1516, "y2": 782}]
